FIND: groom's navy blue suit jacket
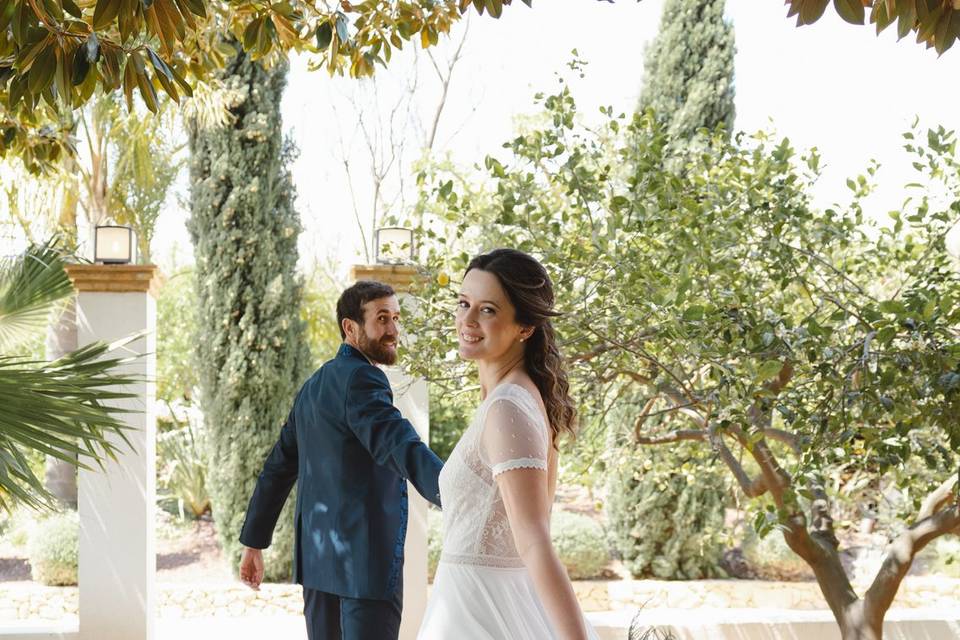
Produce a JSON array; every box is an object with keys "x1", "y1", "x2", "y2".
[{"x1": 239, "y1": 343, "x2": 443, "y2": 601}]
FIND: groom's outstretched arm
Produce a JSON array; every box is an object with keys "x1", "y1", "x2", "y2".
[
  {"x1": 346, "y1": 364, "x2": 443, "y2": 508},
  {"x1": 238, "y1": 390, "x2": 301, "y2": 550}
]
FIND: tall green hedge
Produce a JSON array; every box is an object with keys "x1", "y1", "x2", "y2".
[
  {"x1": 187, "y1": 42, "x2": 310, "y2": 581},
  {"x1": 607, "y1": 0, "x2": 736, "y2": 582},
  {"x1": 638, "y1": 0, "x2": 735, "y2": 158},
  {"x1": 607, "y1": 432, "x2": 727, "y2": 579}
]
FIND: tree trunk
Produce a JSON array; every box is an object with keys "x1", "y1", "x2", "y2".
[
  {"x1": 43, "y1": 297, "x2": 78, "y2": 508},
  {"x1": 837, "y1": 600, "x2": 884, "y2": 640}
]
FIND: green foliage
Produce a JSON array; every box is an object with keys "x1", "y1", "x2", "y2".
[
  {"x1": 0, "y1": 238, "x2": 73, "y2": 351},
  {"x1": 402, "y1": 71, "x2": 960, "y2": 623},
  {"x1": 921, "y1": 536, "x2": 960, "y2": 578},
  {"x1": 300, "y1": 259, "x2": 345, "y2": 370},
  {"x1": 638, "y1": 0, "x2": 735, "y2": 160},
  {"x1": 741, "y1": 526, "x2": 812, "y2": 580},
  {"x1": 602, "y1": 0, "x2": 736, "y2": 574},
  {"x1": 156, "y1": 268, "x2": 199, "y2": 404},
  {"x1": 427, "y1": 507, "x2": 442, "y2": 582},
  {"x1": 428, "y1": 387, "x2": 474, "y2": 462},
  {"x1": 0, "y1": 0, "x2": 533, "y2": 171},
  {"x1": 27, "y1": 510, "x2": 78, "y2": 586},
  {"x1": 405, "y1": 71, "x2": 960, "y2": 502},
  {"x1": 1, "y1": 506, "x2": 33, "y2": 548},
  {"x1": 0, "y1": 241, "x2": 138, "y2": 511},
  {"x1": 101, "y1": 94, "x2": 184, "y2": 263},
  {"x1": 607, "y1": 441, "x2": 726, "y2": 579},
  {"x1": 187, "y1": 42, "x2": 310, "y2": 581},
  {"x1": 550, "y1": 509, "x2": 609, "y2": 580},
  {"x1": 157, "y1": 405, "x2": 210, "y2": 519}
]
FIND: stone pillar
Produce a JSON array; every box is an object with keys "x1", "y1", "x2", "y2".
[
  {"x1": 65, "y1": 264, "x2": 161, "y2": 640},
  {"x1": 350, "y1": 265, "x2": 430, "y2": 640}
]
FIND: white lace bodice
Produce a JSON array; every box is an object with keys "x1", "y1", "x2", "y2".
[{"x1": 437, "y1": 383, "x2": 550, "y2": 568}]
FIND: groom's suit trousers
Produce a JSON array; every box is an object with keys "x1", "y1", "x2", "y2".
[{"x1": 304, "y1": 585, "x2": 402, "y2": 640}]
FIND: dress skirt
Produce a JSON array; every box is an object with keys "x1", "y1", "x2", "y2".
[{"x1": 417, "y1": 561, "x2": 600, "y2": 640}]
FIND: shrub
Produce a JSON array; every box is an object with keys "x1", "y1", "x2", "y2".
[
  {"x1": 741, "y1": 527, "x2": 812, "y2": 580},
  {"x1": 157, "y1": 404, "x2": 210, "y2": 519},
  {"x1": 429, "y1": 391, "x2": 473, "y2": 462},
  {"x1": 5, "y1": 508, "x2": 33, "y2": 549},
  {"x1": 27, "y1": 510, "x2": 78, "y2": 586},
  {"x1": 551, "y1": 510, "x2": 609, "y2": 579},
  {"x1": 607, "y1": 442, "x2": 727, "y2": 580}
]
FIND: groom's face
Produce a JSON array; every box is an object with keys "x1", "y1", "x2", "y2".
[{"x1": 354, "y1": 295, "x2": 401, "y2": 366}]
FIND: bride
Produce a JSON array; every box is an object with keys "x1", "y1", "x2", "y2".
[{"x1": 417, "y1": 248, "x2": 599, "y2": 640}]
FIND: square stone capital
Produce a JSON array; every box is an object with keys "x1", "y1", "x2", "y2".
[
  {"x1": 350, "y1": 264, "x2": 421, "y2": 292},
  {"x1": 64, "y1": 264, "x2": 164, "y2": 298}
]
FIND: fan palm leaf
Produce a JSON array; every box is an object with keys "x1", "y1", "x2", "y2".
[
  {"x1": 0, "y1": 240, "x2": 74, "y2": 352},
  {"x1": 0, "y1": 242, "x2": 140, "y2": 511}
]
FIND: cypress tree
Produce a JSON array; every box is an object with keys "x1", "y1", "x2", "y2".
[
  {"x1": 606, "y1": 0, "x2": 737, "y2": 581},
  {"x1": 638, "y1": 0, "x2": 736, "y2": 158},
  {"x1": 187, "y1": 43, "x2": 310, "y2": 580},
  {"x1": 607, "y1": 442, "x2": 727, "y2": 580},
  {"x1": 607, "y1": 394, "x2": 729, "y2": 579}
]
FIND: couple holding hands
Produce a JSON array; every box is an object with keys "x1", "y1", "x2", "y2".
[{"x1": 238, "y1": 248, "x2": 598, "y2": 640}]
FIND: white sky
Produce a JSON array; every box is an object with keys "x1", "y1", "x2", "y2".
[{"x1": 49, "y1": 0, "x2": 960, "y2": 272}]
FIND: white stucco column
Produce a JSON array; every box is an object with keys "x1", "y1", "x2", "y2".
[
  {"x1": 65, "y1": 264, "x2": 161, "y2": 640},
  {"x1": 351, "y1": 265, "x2": 430, "y2": 640}
]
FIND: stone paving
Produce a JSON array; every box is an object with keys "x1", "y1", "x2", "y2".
[{"x1": 1, "y1": 576, "x2": 958, "y2": 621}]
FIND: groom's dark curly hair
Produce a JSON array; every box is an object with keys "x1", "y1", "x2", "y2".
[{"x1": 336, "y1": 280, "x2": 396, "y2": 339}]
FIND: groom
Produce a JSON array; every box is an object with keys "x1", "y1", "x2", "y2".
[{"x1": 238, "y1": 280, "x2": 443, "y2": 640}]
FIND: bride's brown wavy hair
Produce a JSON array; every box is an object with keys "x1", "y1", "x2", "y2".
[{"x1": 465, "y1": 248, "x2": 577, "y2": 446}]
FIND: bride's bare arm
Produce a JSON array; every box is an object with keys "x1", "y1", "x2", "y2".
[{"x1": 497, "y1": 469, "x2": 589, "y2": 640}]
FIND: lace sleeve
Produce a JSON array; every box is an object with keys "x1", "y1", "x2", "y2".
[{"x1": 479, "y1": 397, "x2": 549, "y2": 478}]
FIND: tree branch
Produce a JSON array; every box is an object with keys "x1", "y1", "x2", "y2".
[
  {"x1": 865, "y1": 485, "x2": 960, "y2": 620},
  {"x1": 918, "y1": 474, "x2": 959, "y2": 521},
  {"x1": 634, "y1": 429, "x2": 706, "y2": 445},
  {"x1": 425, "y1": 17, "x2": 468, "y2": 152},
  {"x1": 707, "y1": 424, "x2": 768, "y2": 498}
]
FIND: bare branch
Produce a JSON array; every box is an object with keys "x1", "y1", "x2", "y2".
[{"x1": 425, "y1": 18, "x2": 469, "y2": 152}]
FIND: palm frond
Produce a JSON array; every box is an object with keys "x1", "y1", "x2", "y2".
[
  {"x1": 0, "y1": 336, "x2": 142, "y2": 512},
  {"x1": 0, "y1": 240, "x2": 74, "y2": 352}
]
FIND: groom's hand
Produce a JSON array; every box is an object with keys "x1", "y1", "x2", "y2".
[{"x1": 239, "y1": 546, "x2": 264, "y2": 591}]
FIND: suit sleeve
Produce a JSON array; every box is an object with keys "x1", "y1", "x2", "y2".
[
  {"x1": 345, "y1": 364, "x2": 443, "y2": 508},
  {"x1": 238, "y1": 391, "x2": 301, "y2": 549}
]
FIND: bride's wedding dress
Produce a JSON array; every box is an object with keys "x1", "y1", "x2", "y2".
[{"x1": 417, "y1": 383, "x2": 599, "y2": 639}]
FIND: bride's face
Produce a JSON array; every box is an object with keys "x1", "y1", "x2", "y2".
[{"x1": 456, "y1": 269, "x2": 528, "y2": 362}]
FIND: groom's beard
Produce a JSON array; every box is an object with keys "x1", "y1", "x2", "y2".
[{"x1": 358, "y1": 330, "x2": 398, "y2": 366}]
